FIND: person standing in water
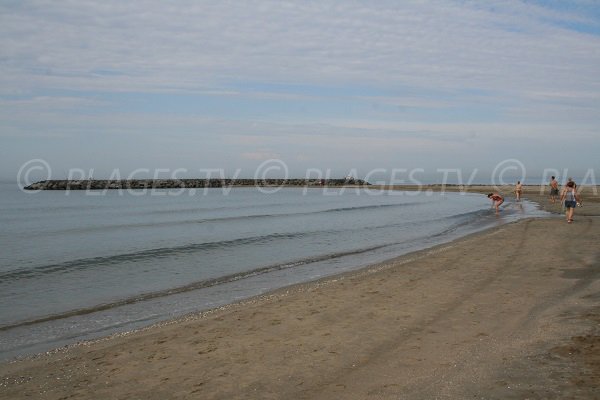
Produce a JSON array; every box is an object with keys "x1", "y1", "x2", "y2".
[
  {"x1": 549, "y1": 176, "x2": 559, "y2": 203},
  {"x1": 560, "y1": 181, "x2": 580, "y2": 223},
  {"x1": 515, "y1": 181, "x2": 523, "y2": 201},
  {"x1": 487, "y1": 193, "x2": 504, "y2": 213}
]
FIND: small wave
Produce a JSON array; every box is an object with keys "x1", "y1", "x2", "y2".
[
  {"x1": 16, "y1": 201, "x2": 424, "y2": 237},
  {"x1": 0, "y1": 231, "x2": 307, "y2": 283},
  {"x1": 0, "y1": 242, "x2": 395, "y2": 332},
  {"x1": 0, "y1": 201, "x2": 459, "y2": 284},
  {"x1": 429, "y1": 209, "x2": 491, "y2": 238}
]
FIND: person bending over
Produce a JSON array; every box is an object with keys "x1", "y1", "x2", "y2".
[{"x1": 487, "y1": 193, "x2": 504, "y2": 213}]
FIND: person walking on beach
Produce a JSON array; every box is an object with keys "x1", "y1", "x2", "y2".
[
  {"x1": 549, "y1": 176, "x2": 559, "y2": 203},
  {"x1": 560, "y1": 181, "x2": 580, "y2": 223},
  {"x1": 515, "y1": 181, "x2": 523, "y2": 201},
  {"x1": 487, "y1": 193, "x2": 504, "y2": 213}
]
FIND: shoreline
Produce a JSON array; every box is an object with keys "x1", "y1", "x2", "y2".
[
  {"x1": 2, "y1": 216, "x2": 534, "y2": 363},
  {"x1": 1, "y1": 189, "x2": 599, "y2": 398},
  {"x1": 0, "y1": 192, "x2": 544, "y2": 362}
]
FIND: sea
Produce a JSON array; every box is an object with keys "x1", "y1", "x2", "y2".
[{"x1": 0, "y1": 182, "x2": 548, "y2": 360}]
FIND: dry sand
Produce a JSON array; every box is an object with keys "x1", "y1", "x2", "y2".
[{"x1": 1, "y1": 187, "x2": 599, "y2": 399}]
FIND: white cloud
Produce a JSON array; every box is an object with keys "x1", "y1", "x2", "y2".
[
  {"x1": 1, "y1": 0, "x2": 599, "y2": 96},
  {"x1": 1, "y1": 0, "x2": 599, "y2": 179},
  {"x1": 241, "y1": 150, "x2": 281, "y2": 161}
]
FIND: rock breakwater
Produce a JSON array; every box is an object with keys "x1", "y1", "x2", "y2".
[{"x1": 24, "y1": 178, "x2": 370, "y2": 190}]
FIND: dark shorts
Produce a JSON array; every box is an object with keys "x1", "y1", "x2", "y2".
[
  {"x1": 550, "y1": 188, "x2": 559, "y2": 195},
  {"x1": 565, "y1": 200, "x2": 577, "y2": 208}
]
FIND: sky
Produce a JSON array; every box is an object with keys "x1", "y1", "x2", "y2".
[{"x1": 1, "y1": 0, "x2": 599, "y2": 184}]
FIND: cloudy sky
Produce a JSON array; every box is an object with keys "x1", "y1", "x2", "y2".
[{"x1": 1, "y1": 0, "x2": 599, "y2": 183}]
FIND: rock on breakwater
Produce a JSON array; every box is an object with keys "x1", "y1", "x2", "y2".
[{"x1": 24, "y1": 178, "x2": 370, "y2": 190}]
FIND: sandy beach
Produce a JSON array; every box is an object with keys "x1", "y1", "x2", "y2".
[{"x1": 1, "y1": 187, "x2": 599, "y2": 399}]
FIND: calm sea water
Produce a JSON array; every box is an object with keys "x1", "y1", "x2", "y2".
[{"x1": 0, "y1": 183, "x2": 547, "y2": 360}]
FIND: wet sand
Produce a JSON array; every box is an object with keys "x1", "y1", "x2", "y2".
[{"x1": 1, "y1": 187, "x2": 599, "y2": 399}]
